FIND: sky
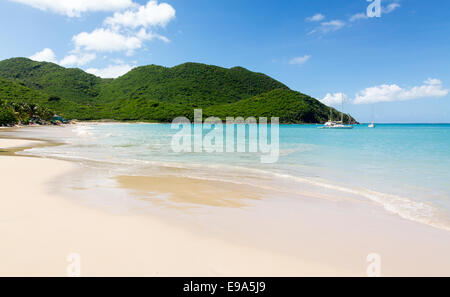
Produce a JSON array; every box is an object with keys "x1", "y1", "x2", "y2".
[{"x1": 0, "y1": 0, "x2": 449, "y2": 123}]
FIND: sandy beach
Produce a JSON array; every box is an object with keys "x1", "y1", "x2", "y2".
[
  {"x1": 1, "y1": 128, "x2": 450, "y2": 276},
  {"x1": 0, "y1": 135, "x2": 340, "y2": 276}
]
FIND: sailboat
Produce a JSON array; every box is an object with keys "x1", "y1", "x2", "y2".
[
  {"x1": 368, "y1": 104, "x2": 376, "y2": 128},
  {"x1": 321, "y1": 96, "x2": 354, "y2": 129}
]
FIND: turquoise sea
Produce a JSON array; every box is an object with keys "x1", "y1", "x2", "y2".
[{"x1": 23, "y1": 123, "x2": 450, "y2": 231}]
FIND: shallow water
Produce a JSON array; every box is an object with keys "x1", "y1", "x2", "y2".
[{"x1": 18, "y1": 123, "x2": 450, "y2": 231}]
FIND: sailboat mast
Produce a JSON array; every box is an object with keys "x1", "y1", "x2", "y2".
[{"x1": 341, "y1": 95, "x2": 344, "y2": 123}]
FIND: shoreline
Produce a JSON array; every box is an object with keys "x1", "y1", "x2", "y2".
[
  {"x1": 1, "y1": 126, "x2": 450, "y2": 276},
  {"x1": 1, "y1": 134, "x2": 334, "y2": 276}
]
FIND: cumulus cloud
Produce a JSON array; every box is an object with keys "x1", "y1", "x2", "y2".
[
  {"x1": 306, "y1": 13, "x2": 325, "y2": 22},
  {"x1": 29, "y1": 48, "x2": 57, "y2": 63},
  {"x1": 104, "y1": 0, "x2": 176, "y2": 29},
  {"x1": 136, "y1": 29, "x2": 170, "y2": 43},
  {"x1": 60, "y1": 53, "x2": 96, "y2": 67},
  {"x1": 21, "y1": 1, "x2": 177, "y2": 74},
  {"x1": 353, "y1": 79, "x2": 449, "y2": 104},
  {"x1": 72, "y1": 28, "x2": 169, "y2": 56},
  {"x1": 322, "y1": 79, "x2": 448, "y2": 106},
  {"x1": 10, "y1": 0, "x2": 133, "y2": 17},
  {"x1": 289, "y1": 55, "x2": 311, "y2": 65},
  {"x1": 73, "y1": 28, "x2": 144, "y2": 55},
  {"x1": 86, "y1": 63, "x2": 134, "y2": 78},
  {"x1": 321, "y1": 93, "x2": 348, "y2": 106},
  {"x1": 71, "y1": 1, "x2": 174, "y2": 56}
]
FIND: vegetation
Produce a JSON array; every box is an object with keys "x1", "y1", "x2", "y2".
[
  {"x1": 0, "y1": 58, "x2": 358, "y2": 124},
  {"x1": 98, "y1": 63, "x2": 289, "y2": 106},
  {"x1": 0, "y1": 58, "x2": 103, "y2": 104},
  {"x1": 205, "y1": 89, "x2": 355, "y2": 123},
  {"x1": 0, "y1": 98, "x2": 54, "y2": 126},
  {"x1": 0, "y1": 105, "x2": 17, "y2": 126},
  {"x1": 0, "y1": 78, "x2": 85, "y2": 120}
]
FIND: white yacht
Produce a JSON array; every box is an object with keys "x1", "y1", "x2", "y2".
[
  {"x1": 321, "y1": 121, "x2": 354, "y2": 129},
  {"x1": 368, "y1": 104, "x2": 376, "y2": 128},
  {"x1": 321, "y1": 100, "x2": 354, "y2": 129}
]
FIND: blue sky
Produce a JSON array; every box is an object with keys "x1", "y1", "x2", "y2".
[{"x1": 0, "y1": 0, "x2": 449, "y2": 123}]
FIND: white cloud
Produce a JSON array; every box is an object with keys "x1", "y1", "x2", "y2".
[
  {"x1": 29, "y1": 48, "x2": 57, "y2": 63},
  {"x1": 321, "y1": 20, "x2": 346, "y2": 32},
  {"x1": 321, "y1": 93, "x2": 348, "y2": 106},
  {"x1": 86, "y1": 64, "x2": 134, "y2": 78},
  {"x1": 136, "y1": 28, "x2": 170, "y2": 43},
  {"x1": 383, "y1": 3, "x2": 401, "y2": 14},
  {"x1": 349, "y1": 12, "x2": 368, "y2": 22},
  {"x1": 105, "y1": 0, "x2": 176, "y2": 29},
  {"x1": 21, "y1": 1, "x2": 177, "y2": 71},
  {"x1": 60, "y1": 53, "x2": 96, "y2": 67},
  {"x1": 350, "y1": 2, "x2": 400, "y2": 22},
  {"x1": 73, "y1": 28, "x2": 143, "y2": 55},
  {"x1": 10, "y1": 0, "x2": 134, "y2": 17},
  {"x1": 72, "y1": 27, "x2": 169, "y2": 55},
  {"x1": 353, "y1": 79, "x2": 449, "y2": 104},
  {"x1": 309, "y1": 20, "x2": 346, "y2": 35},
  {"x1": 306, "y1": 13, "x2": 325, "y2": 22},
  {"x1": 70, "y1": 1, "x2": 174, "y2": 56},
  {"x1": 324, "y1": 79, "x2": 449, "y2": 106},
  {"x1": 289, "y1": 55, "x2": 311, "y2": 65}
]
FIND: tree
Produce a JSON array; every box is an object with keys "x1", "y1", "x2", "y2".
[{"x1": 0, "y1": 106, "x2": 17, "y2": 126}]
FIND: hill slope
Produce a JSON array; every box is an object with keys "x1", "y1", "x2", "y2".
[
  {"x1": 204, "y1": 89, "x2": 354, "y2": 124},
  {"x1": 97, "y1": 63, "x2": 289, "y2": 106},
  {"x1": 0, "y1": 58, "x2": 357, "y2": 124},
  {"x1": 0, "y1": 58, "x2": 103, "y2": 105},
  {"x1": 0, "y1": 78, "x2": 89, "y2": 119}
]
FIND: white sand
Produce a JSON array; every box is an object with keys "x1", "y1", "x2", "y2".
[
  {"x1": 0, "y1": 155, "x2": 342, "y2": 277},
  {"x1": 0, "y1": 139, "x2": 42, "y2": 149}
]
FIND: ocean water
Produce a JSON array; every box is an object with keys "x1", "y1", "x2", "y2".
[{"x1": 22, "y1": 123, "x2": 450, "y2": 231}]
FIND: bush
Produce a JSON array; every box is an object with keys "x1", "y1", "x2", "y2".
[
  {"x1": 48, "y1": 96, "x2": 61, "y2": 102},
  {"x1": 0, "y1": 107, "x2": 18, "y2": 126}
]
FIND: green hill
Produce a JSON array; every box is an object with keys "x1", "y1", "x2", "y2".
[
  {"x1": 204, "y1": 89, "x2": 353, "y2": 124},
  {"x1": 0, "y1": 78, "x2": 90, "y2": 119},
  {"x1": 0, "y1": 78, "x2": 49, "y2": 104},
  {"x1": 0, "y1": 58, "x2": 103, "y2": 105},
  {"x1": 0, "y1": 57, "x2": 357, "y2": 124},
  {"x1": 97, "y1": 63, "x2": 289, "y2": 106}
]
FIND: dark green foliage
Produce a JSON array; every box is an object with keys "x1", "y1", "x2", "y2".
[
  {"x1": 0, "y1": 58, "x2": 103, "y2": 104},
  {"x1": 0, "y1": 58, "x2": 358, "y2": 124},
  {"x1": 97, "y1": 63, "x2": 289, "y2": 106},
  {"x1": 0, "y1": 78, "x2": 86, "y2": 120},
  {"x1": 0, "y1": 98, "x2": 54, "y2": 126},
  {"x1": 0, "y1": 105, "x2": 17, "y2": 126},
  {"x1": 205, "y1": 89, "x2": 357, "y2": 124},
  {"x1": 48, "y1": 96, "x2": 61, "y2": 102}
]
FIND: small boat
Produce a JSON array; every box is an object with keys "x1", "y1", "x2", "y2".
[
  {"x1": 320, "y1": 98, "x2": 354, "y2": 129},
  {"x1": 368, "y1": 105, "x2": 376, "y2": 128},
  {"x1": 321, "y1": 121, "x2": 354, "y2": 129}
]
